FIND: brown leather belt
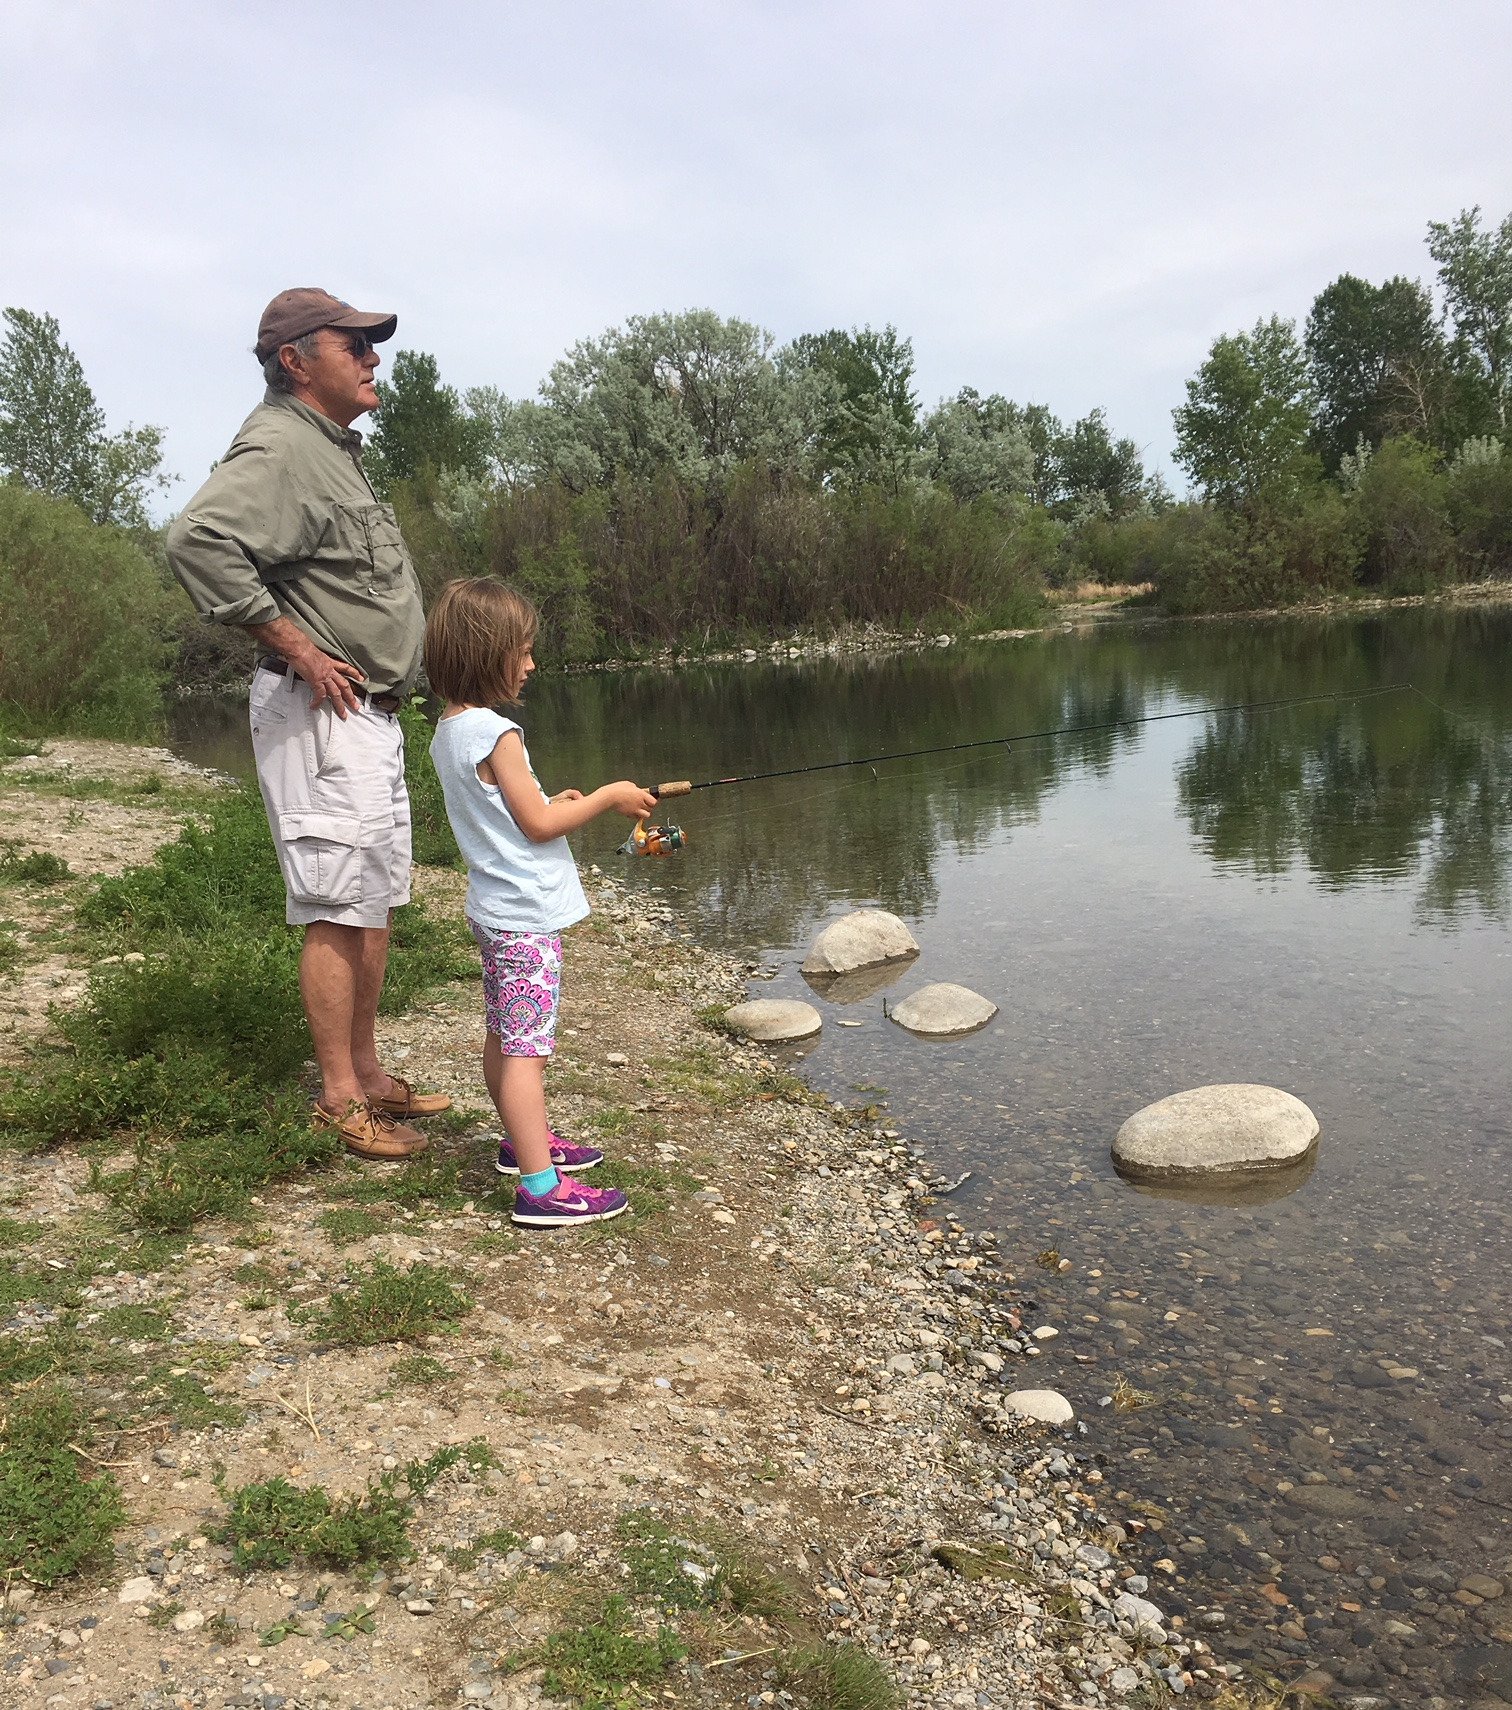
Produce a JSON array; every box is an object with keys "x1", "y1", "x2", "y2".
[{"x1": 256, "y1": 656, "x2": 404, "y2": 715}]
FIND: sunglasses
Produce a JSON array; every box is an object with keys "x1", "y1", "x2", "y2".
[{"x1": 338, "y1": 331, "x2": 376, "y2": 359}]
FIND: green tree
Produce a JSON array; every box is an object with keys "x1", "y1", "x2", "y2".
[
  {"x1": 1173, "y1": 315, "x2": 1319, "y2": 509},
  {"x1": 780, "y1": 324, "x2": 919, "y2": 491},
  {"x1": 365, "y1": 350, "x2": 491, "y2": 495},
  {"x1": 1427, "y1": 206, "x2": 1512, "y2": 432},
  {"x1": 537, "y1": 310, "x2": 796, "y2": 491},
  {"x1": 1304, "y1": 274, "x2": 1447, "y2": 468},
  {"x1": 1053, "y1": 408, "x2": 1147, "y2": 520},
  {"x1": 920, "y1": 389, "x2": 1034, "y2": 502},
  {"x1": 0, "y1": 308, "x2": 171, "y2": 527}
]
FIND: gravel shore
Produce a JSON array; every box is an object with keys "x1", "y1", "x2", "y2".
[{"x1": 0, "y1": 744, "x2": 1254, "y2": 1710}]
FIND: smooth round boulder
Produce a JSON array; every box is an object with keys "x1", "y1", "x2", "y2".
[
  {"x1": 723, "y1": 998, "x2": 822, "y2": 1043},
  {"x1": 800, "y1": 909, "x2": 919, "y2": 977},
  {"x1": 1112, "y1": 1083, "x2": 1319, "y2": 1183},
  {"x1": 888, "y1": 982, "x2": 997, "y2": 1037},
  {"x1": 1003, "y1": 1389, "x2": 1074, "y2": 1425}
]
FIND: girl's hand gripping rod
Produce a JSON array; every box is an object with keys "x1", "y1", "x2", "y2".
[{"x1": 618, "y1": 779, "x2": 691, "y2": 858}]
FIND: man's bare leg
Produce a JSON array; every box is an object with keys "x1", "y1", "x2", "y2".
[
  {"x1": 301, "y1": 921, "x2": 369, "y2": 1110},
  {"x1": 350, "y1": 912, "x2": 397, "y2": 1104}
]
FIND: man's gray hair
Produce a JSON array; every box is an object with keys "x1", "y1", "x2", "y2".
[{"x1": 262, "y1": 330, "x2": 325, "y2": 392}]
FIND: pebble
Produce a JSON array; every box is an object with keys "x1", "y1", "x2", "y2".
[{"x1": 117, "y1": 1577, "x2": 156, "y2": 1605}]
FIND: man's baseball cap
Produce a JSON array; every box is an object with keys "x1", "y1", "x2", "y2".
[{"x1": 255, "y1": 288, "x2": 397, "y2": 363}]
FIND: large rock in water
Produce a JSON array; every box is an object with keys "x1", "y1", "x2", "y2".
[
  {"x1": 1003, "y1": 1389, "x2": 1075, "y2": 1425},
  {"x1": 801, "y1": 909, "x2": 919, "y2": 979},
  {"x1": 1113, "y1": 1084, "x2": 1319, "y2": 1183},
  {"x1": 889, "y1": 983, "x2": 998, "y2": 1037},
  {"x1": 723, "y1": 999, "x2": 822, "y2": 1042}
]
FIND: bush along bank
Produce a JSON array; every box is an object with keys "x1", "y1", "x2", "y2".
[{"x1": 0, "y1": 740, "x2": 1281, "y2": 1710}]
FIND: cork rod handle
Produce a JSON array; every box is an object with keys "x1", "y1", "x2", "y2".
[{"x1": 651, "y1": 780, "x2": 692, "y2": 799}]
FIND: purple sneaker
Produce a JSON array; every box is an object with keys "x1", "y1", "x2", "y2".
[
  {"x1": 512, "y1": 1174, "x2": 629, "y2": 1228},
  {"x1": 495, "y1": 1132, "x2": 605, "y2": 1176}
]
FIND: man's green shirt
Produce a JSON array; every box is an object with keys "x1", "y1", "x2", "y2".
[{"x1": 167, "y1": 390, "x2": 425, "y2": 698}]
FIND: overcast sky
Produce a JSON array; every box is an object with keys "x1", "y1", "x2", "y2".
[{"x1": 4, "y1": 0, "x2": 1511, "y2": 511}]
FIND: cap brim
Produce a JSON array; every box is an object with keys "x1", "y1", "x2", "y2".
[{"x1": 327, "y1": 309, "x2": 397, "y2": 344}]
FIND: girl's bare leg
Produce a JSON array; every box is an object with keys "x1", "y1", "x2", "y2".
[{"x1": 483, "y1": 1034, "x2": 553, "y2": 1176}]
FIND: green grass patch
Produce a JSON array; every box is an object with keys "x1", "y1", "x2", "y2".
[
  {"x1": 446, "y1": 1525, "x2": 523, "y2": 1570},
  {"x1": 317, "y1": 1206, "x2": 391, "y2": 1245},
  {"x1": 538, "y1": 1594, "x2": 687, "y2": 1710},
  {"x1": 0, "y1": 785, "x2": 473, "y2": 1233},
  {"x1": 389, "y1": 1353, "x2": 453, "y2": 1387},
  {"x1": 615, "y1": 1508, "x2": 801, "y2": 1622},
  {"x1": 0, "y1": 921, "x2": 22, "y2": 973},
  {"x1": 780, "y1": 1644, "x2": 900, "y2": 1710},
  {"x1": 0, "y1": 1388, "x2": 128, "y2": 1586},
  {"x1": 291, "y1": 1258, "x2": 471, "y2": 1346},
  {"x1": 617, "y1": 1509, "x2": 720, "y2": 1610},
  {"x1": 216, "y1": 1440, "x2": 492, "y2": 1572},
  {"x1": 0, "y1": 842, "x2": 71, "y2": 885}
]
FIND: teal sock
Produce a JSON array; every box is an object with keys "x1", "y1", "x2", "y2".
[{"x1": 522, "y1": 1166, "x2": 560, "y2": 1198}]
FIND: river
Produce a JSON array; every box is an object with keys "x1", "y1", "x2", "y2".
[{"x1": 172, "y1": 602, "x2": 1512, "y2": 1704}]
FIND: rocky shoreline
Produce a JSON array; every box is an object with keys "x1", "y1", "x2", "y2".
[{"x1": 0, "y1": 744, "x2": 1263, "y2": 1710}]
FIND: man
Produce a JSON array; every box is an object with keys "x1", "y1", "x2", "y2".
[{"x1": 167, "y1": 287, "x2": 450, "y2": 1161}]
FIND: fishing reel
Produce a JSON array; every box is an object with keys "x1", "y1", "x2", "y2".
[
  {"x1": 617, "y1": 779, "x2": 691, "y2": 858},
  {"x1": 618, "y1": 817, "x2": 687, "y2": 858}
]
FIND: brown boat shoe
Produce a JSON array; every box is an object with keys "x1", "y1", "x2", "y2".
[
  {"x1": 313, "y1": 1100, "x2": 428, "y2": 1161},
  {"x1": 371, "y1": 1076, "x2": 453, "y2": 1119}
]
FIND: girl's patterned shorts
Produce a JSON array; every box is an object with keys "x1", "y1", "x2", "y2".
[{"x1": 468, "y1": 922, "x2": 563, "y2": 1057}]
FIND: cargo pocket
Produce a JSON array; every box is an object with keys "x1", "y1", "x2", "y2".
[{"x1": 278, "y1": 812, "x2": 363, "y2": 905}]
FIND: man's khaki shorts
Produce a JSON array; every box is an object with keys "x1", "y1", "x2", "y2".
[{"x1": 249, "y1": 664, "x2": 412, "y2": 930}]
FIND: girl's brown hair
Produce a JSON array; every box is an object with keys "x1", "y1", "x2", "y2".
[{"x1": 424, "y1": 578, "x2": 538, "y2": 707}]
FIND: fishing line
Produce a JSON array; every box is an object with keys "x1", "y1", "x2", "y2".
[{"x1": 648, "y1": 682, "x2": 1412, "y2": 800}]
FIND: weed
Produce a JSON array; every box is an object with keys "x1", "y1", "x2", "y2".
[
  {"x1": 0, "y1": 843, "x2": 71, "y2": 885},
  {"x1": 147, "y1": 1599, "x2": 185, "y2": 1629},
  {"x1": 538, "y1": 1594, "x2": 687, "y2": 1710},
  {"x1": 780, "y1": 1643, "x2": 900, "y2": 1710},
  {"x1": 390, "y1": 1353, "x2": 452, "y2": 1387},
  {"x1": 0, "y1": 1388, "x2": 128, "y2": 1585},
  {"x1": 322, "y1": 1603, "x2": 377, "y2": 1641},
  {"x1": 218, "y1": 1476, "x2": 411, "y2": 1571},
  {"x1": 216, "y1": 1440, "x2": 493, "y2": 1572},
  {"x1": 205, "y1": 1611, "x2": 240, "y2": 1644},
  {"x1": 318, "y1": 1206, "x2": 390, "y2": 1246},
  {"x1": 446, "y1": 1526, "x2": 523, "y2": 1570},
  {"x1": 260, "y1": 1615, "x2": 312, "y2": 1646},
  {"x1": 291, "y1": 1258, "x2": 471, "y2": 1346},
  {"x1": 0, "y1": 922, "x2": 21, "y2": 973},
  {"x1": 618, "y1": 1508, "x2": 720, "y2": 1609},
  {"x1": 240, "y1": 1291, "x2": 273, "y2": 1312}
]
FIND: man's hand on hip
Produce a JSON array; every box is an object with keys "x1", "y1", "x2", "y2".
[
  {"x1": 290, "y1": 644, "x2": 366, "y2": 716},
  {"x1": 244, "y1": 616, "x2": 366, "y2": 717}
]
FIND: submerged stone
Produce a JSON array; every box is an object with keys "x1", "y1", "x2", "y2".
[
  {"x1": 889, "y1": 982, "x2": 998, "y2": 1037},
  {"x1": 1112, "y1": 1083, "x2": 1319, "y2": 1183},
  {"x1": 723, "y1": 998, "x2": 822, "y2": 1042},
  {"x1": 800, "y1": 909, "x2": 919, "y2": 977}
]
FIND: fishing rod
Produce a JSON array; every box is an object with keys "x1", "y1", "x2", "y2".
[{"x1": 647, "y1": 683, "x2": 1410, "y2": 798}]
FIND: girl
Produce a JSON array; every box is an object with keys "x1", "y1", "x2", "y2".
[{"x1": 424, "y1": 578, "x2": 657, "y2": 1226}]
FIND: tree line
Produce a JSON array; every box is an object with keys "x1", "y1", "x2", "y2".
[{"x1": 1, "y1": 205, "x2": 1510, "y2": 730}]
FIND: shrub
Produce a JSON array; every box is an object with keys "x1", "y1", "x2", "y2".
[
  {"x1": 0, "y1": 483, "x2": 172, "y2": 735},
  {"x1": 1352, "y1": 437, "x2": 1454, "y2": 591},
  {"x1": 398, "y1": 698, "x2": 463, "y2": 870},
  {"x1": 1447, "y1": 440, "x2": 1512, "y2": 576}
]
